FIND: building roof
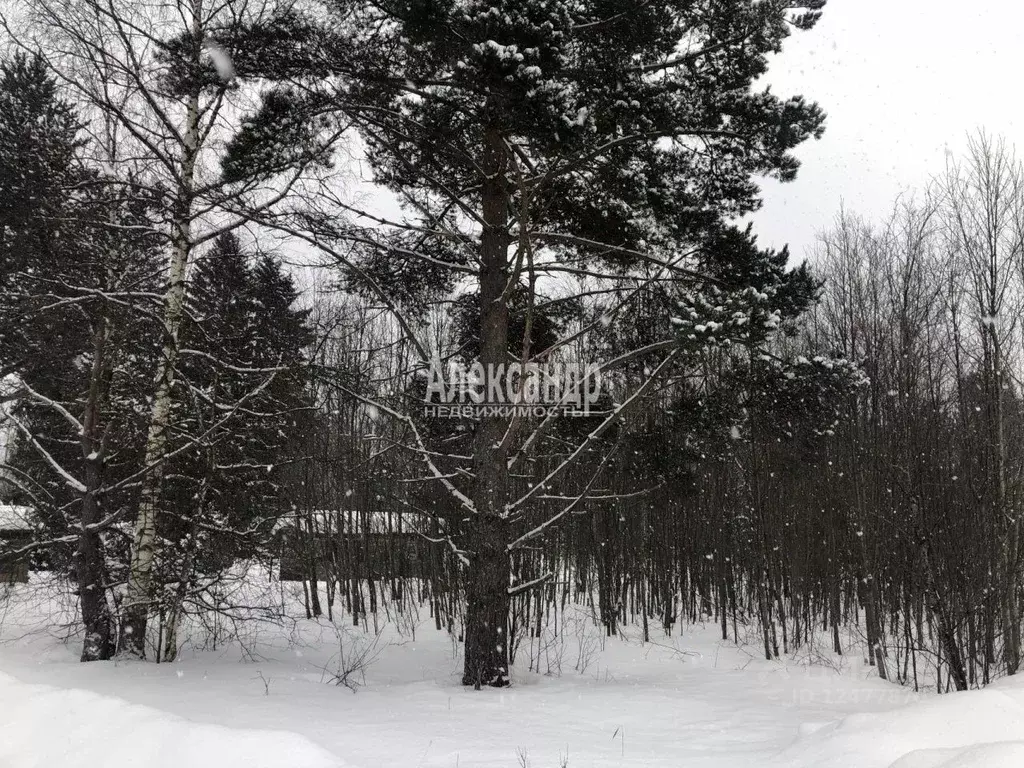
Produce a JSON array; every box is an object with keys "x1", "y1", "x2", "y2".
[
  {"x1": 274, "y1": 510, "x2": 431, "y2": 535},
  {"x1": 0, "y1": 504, "x2": 34, "y2": 532}
]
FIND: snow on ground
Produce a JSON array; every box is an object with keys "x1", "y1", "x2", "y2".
[
  {"x1": 0, "y1": 578, "x2": 1020, "y2": 768},
  {"x1": 773, "y1": 673, "x2": 1024, "y2": 768},
  {"x1": 0, "y1": 672, "x2": 344, "y2": 768}
]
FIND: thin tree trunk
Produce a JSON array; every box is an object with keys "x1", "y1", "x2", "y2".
[
  {"x1": 119, "y1": 63, "x2": 201, "y2": 657},
  {"x1": 78, "y1": 318, "x2": 114, "y2": 662}
]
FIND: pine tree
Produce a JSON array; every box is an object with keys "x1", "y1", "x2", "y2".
[{"x1": 230, "y1": 0, "x2": 829, "y2": 687}]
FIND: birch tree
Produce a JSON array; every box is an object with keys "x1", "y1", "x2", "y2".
[{"x1": 5, "y1": 0, "x2": 338, "y2": 657}]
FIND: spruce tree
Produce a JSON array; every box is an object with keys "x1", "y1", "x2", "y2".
[
  {"x1": 0, "y1": 52, "x2": 166, "y2": 660},
  {"x1": 0, "y1": 52, "x2": 84, "y2": 381},
  {"x1": 159, "y1": 237, "x2": 312, "y2": 659}
]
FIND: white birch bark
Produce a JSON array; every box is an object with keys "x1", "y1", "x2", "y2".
[{"x1": 119, "y1": 4, "x2": 203, "y2": 657}]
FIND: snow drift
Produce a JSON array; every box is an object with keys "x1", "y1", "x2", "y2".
[
  {"x1": 0, "y1": 672, "x2": 345, "y2": 768},
  {"x1": 776, "y1": 675, "x2": 1024, "y2": 768}
]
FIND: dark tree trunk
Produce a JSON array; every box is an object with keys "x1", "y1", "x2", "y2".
[
  {"x1": 462, "y1": 125, "x2": 512, "y2": 688},
  {"x1": 924, "y1": 544, "x2": 968, "y2": 691},
  {"x1": 78, "y1": 320, "x2": 114, "y2": 662},
  {"x1": 78, "y1": 464, "x2": 114, "y2": 662},
  {"x1": 462, "y1": 517, "x2": 511, "y2": 687}
]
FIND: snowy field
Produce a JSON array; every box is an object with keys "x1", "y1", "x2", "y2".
[{"x1": 1, "y1": 578, "x2": 1022, "y2": 768}]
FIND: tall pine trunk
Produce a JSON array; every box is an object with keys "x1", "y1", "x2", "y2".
[
  {"x1": 462, "y1": 126, "x2": 512, "y2": 687},
  {"x1": 462, "y1": 516, "x2": 511, "y2": 687}
]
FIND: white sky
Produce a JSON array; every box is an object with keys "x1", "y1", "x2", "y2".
[{"x1": 751, "y1": 0, "x2": 1024, "y2": 265}]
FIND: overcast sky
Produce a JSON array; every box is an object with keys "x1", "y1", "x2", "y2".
[{"x1": 751, "y1": 0, "x2": 1024, "y2": 265}]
